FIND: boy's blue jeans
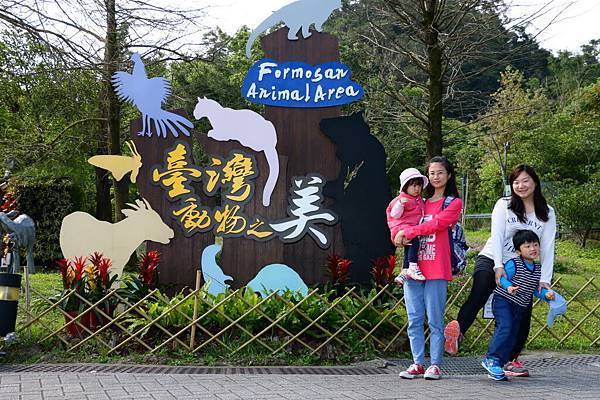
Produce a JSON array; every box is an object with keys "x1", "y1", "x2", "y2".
[
  {"x1": 404, "y1": 279, "x2": 448, "y2": 365},
  {"x1": 487, "y1": 295, "x2": 527, "y2": 366}
]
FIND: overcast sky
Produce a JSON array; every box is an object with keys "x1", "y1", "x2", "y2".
[{"x1": 200, "y1": 0, "x2": 600, "y2": 54}]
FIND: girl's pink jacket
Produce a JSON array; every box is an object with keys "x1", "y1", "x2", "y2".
[
  {"x1": 386, "y1": 192, "x2": 425, "y2": 243},
  {"x1": 403, "y1": 197, "x2": 463, "y2": 281}
]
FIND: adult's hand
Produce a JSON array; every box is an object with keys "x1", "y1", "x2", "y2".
[
  {"x1": 394, "y1": 230, "x2": 405, "y2": 247},
  {"x1": 495, "y1": 267, "x2": 507, "y2": 286},
  {"x1": 539, "y1": 282, "x2": 552, "y2": 292}
]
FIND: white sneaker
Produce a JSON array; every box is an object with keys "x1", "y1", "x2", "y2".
[
  {"x1": 406, "y1": 263, "x2": 426, "y2": 281},
  {"x1": 394, "y1": 270, "x2": 408, "y2": 286}
]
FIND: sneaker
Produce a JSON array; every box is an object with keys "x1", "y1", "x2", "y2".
[
  {"x1": 481, "y1": 357, "x2": 505, "y2": 378},
  {"x1": 406, "y1": 263, "x2": 426, "y2": 281},
  {"x1": 424, "y1": 365, "x2": 442, "y2": 380},
  {"x1": 487, "y1": 373, "x2": 508, "y2": 381},
  {"x1": 504, "y1": 359, "x2": 530, "y2": 377},
  {"x1": 444, "y1": 320, "x2": 462, "y2": 355},
  {"x1": 399, "y1": 363, "x2": 425, "y2": 379},
  {"x1": 394, "y1": 270, "x2": 409, "y2": 286}
]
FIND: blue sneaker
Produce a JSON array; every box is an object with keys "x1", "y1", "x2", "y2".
[{"x1": 481, "y1": 357, "x2": 505, "y2": 379}]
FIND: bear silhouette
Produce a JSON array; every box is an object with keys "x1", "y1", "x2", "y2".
[{"x1": 319, "y1": 112, "x2": 395, "y2": 284}]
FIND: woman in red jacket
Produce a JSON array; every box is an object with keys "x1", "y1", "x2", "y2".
[{"x1": 394, "y1": 156, "x2": 462, "y2": 381}]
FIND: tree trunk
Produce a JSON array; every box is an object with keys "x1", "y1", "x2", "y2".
[
  {"x1": 424, "y1": 0, "x2": 443, "y2": 158},
  {"x1": 103, "y1": 0, "x2": 126, "y2": 221},
  {"x1": 95, "y1": 115, "x2": 112, "y2": 222}
]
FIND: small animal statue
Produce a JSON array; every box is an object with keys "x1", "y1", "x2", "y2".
[
  {"x1": 319, "y1": 112, "x2": 395, "y2": 284},
  {"x1": 60, "y1": 198, "x2": 174, "y2": 283},
  {"x1": 193, "y1": 97, "x2": 279, "y2": 207},
  {"x1": 245, "y1": 0, "x2": 342, "y2": 58},
  {"x1": 0, "y1": 211, "x2": 36, "y2": 274},
  {"x1": 112, "y1": 53, "x2": 193, "y2": 138},
  {"x1": 88, "y1": 140, "x2": 143, "y2": 183},
  {"x1": 200, "y1": 243, "x2": 233, "y2": 296},
  {"x1": 247, "y1": 264, "x2": 309, "y2": 297}
]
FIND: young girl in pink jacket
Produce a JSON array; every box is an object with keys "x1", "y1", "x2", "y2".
[{"x1": 386, "y1": 167, "x2": 429, "y2": 285}]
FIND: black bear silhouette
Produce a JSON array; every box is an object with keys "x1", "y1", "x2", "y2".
[{"x1": 319, "y1": 112, "x2": 395, "y2": 284}]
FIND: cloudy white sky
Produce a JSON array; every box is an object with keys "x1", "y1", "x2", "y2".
[{"x1": 200, "y1": 0, "x2": 600, "y2": 54}]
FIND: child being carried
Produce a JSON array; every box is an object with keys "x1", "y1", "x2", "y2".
[{"x1": 386, "y1": 167, "x2": 428, "y2": 286}]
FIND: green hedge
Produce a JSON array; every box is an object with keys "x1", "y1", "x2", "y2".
[{"x1": 9, "y1": 177, "x2": 75, "y2": 267}]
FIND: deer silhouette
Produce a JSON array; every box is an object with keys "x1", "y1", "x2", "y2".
[
  {"x1": 59, "y1": 198, "x2": 174, "y2": 283},
  {"x1": 112, "y1": 53, "x2": 193, "y2": 138},
  {"x1": 0, "y1": 211, "x2": 36, "y2": 274}
]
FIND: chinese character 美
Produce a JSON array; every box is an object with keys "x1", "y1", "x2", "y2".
[
  {"x1": 270, "y1": 175, "x2": 338, "y2": 249},
  {"x1": 173, "y1": 196, "x2": 212, "y2": 236},
  {"x1": 214, "y1": 204, "x2": 247, "y2": 235},
  {"x1": 152, "y1": 142, "x2": 202, "y2": 199}
]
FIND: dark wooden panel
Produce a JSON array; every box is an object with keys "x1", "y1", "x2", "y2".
[{"x1": 131, "y1": 111, "x2": 214, "y2": 292}]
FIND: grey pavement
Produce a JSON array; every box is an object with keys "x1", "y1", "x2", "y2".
[{"x1": 1, "y1": 357, "x2": 599, "y2": 400}]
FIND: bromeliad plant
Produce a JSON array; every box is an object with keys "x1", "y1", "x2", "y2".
[
  {"x1": 325, "y1": 254, "x2": 352, "y2": 288},
  {"x1": 371, "y1": 255, "x2": 397, "y2": 288},
  {"x1": 54, "y1": 252, "x2": 119, "y2": 312},
  {"x1": 119, "y1": 250, "x2": 161, "y2": 304}
]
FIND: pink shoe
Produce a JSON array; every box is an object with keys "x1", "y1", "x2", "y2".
[
  {"x1": 504, "y1": 360, "x2": 530, "y2": 377},
  {"x1": 444, "y1": 320, "x2": 462, "y2": 355},
  {"x1": 399, "y1": 363, "x2": 425, "y2": 379},
  {"x1": 424, "y1": 364, "x2": 442, "y2": 380}
]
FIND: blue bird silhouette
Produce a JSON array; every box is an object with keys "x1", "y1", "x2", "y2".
[{"x1": 112, "y1": 53, "x2": 193, "y2": 138}]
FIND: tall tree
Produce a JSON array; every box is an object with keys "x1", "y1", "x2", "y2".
[
  {"x1": 359, "y1": 0, "x2": 554, "y2": 158},
  {"x1": 0, "y1": 0, "x2": 206, "y2": 220}
]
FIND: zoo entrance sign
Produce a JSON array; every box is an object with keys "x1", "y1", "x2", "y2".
[{"x1": 242, "y1": 58, "x2": 364, "y2": 108}]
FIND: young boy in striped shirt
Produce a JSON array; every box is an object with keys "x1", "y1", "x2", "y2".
[{"x1": 481, "y1": 230, "x2": 555, "y2": 381}]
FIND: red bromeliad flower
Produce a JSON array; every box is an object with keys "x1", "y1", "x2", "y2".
[
  {"x1": 139, "y1": 250, "x2": 161, "y2": 287},
  {"x1": 72, "y1": 256, "x2": 87, "y2": 288},
  {"x1": 88, "y1": 252, "x2": 112, "y2": 288},
  {"x1": 56, "y1": 258, "x2": 71, "y2": 289},
  {"x1": 371, "y1": 255, "x2": 397, "y2": 287},
  {"x1": 97, "y1": 257, "x2": 112, "y2": 288},
  {"x1": 326, "y1": 254, "x2": 352, "y2": 286}
]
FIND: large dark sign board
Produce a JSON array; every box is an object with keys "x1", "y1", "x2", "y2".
[{"x1": 131, "y1": 28, "x2": 393, "y2": 290}]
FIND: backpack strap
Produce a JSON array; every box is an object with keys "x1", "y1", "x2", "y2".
[{"x1": 442, "y1": 196, "x2": 455, "y2": 210}]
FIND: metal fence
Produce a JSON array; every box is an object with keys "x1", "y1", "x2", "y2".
[{"x1": 14, "y1": 276, "x2": 600, "y2": 358}]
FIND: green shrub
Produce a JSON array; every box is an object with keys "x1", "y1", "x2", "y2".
[{"x1": 9, "y1": 176, "x2": 76, "y2": 267}]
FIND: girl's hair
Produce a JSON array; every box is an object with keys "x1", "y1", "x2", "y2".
[
  {"x1": 424, "y1": 156, "x2": 460, "y2": 199},
  {"x1": 508, "y1": 164, "x2": 549, "y2": 223},
  {"x1": 401, "y1": 177, "x2": 423, "y2": 194}
]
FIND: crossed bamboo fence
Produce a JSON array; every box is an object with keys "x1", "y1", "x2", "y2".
[{"x1": 14, "y1": 276, "x2": 600, "y2": 358}]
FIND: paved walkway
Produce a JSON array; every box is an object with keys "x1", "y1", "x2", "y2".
[{"x1": 1, "y1": 355, "x2": 599, "y2": 400}]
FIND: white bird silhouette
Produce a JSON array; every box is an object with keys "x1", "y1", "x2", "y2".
[{"x1": 112, "y1": 53, "x2": 193, "y2": 138}]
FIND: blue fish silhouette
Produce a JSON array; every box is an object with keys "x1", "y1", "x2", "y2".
[
  {"x1": 112, "y1": 53, "x2": 193, "y2": 138},
  {"x1": 200, "y1": 243, "x2": 233, "y2": 296}
]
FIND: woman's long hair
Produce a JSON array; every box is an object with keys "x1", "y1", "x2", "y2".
[
  {"x1": 424, "y1": 156, "x2": 460, "y2": 199},
  {"x1": 508, "y1": 164, "x2": 549, "y2": 223}
]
